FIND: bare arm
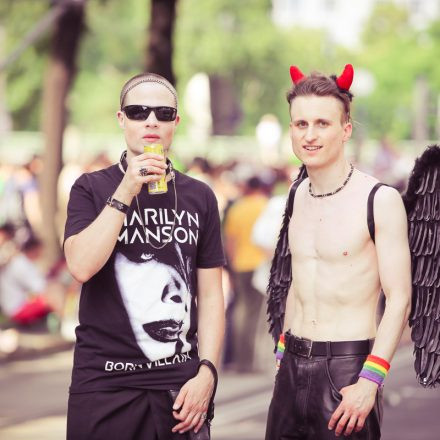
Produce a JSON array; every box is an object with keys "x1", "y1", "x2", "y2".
[
  {"x1": 172, "y1": 267, "x2": 225, "y2": 434},
  {"x1": 64, "y1": 153, "x2": 166, "y2": 283},
  {"x1": 196, "y1": 267, "x2": 225, "y2": 368},
  {"x1": 330, "y1": 187, "x2": 411, "y2": 436},
  {"x1": 370, "y1": 187, "x2": 411, "y2": 361}
]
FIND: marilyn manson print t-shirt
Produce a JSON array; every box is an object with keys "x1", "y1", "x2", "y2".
[{"x1": 64, "y1": 163, "x2": 225, "y2": 392}]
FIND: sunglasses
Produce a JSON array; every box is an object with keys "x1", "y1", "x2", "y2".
[{"x1": 122, "y1": 105, "x2": 177, "y2": 122}]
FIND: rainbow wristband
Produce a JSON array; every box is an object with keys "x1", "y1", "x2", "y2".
[
  {"x1": 275, "y1": 334, "x2": 285, "y2": 370},
  {"x1": 359, "y1": 354, "x2": 390, "y2": 387}
]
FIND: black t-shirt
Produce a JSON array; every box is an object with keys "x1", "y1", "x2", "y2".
[{"x1": 64, "y1": 163, "x2": 225, "y2": 393}]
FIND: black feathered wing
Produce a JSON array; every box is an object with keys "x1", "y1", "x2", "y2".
[
  {"x1": 267, "y1": 167, "x2": 307, "y2": 345},
  {"x1": 404, "y1": 144, "x2": 440, "y2": 388}
]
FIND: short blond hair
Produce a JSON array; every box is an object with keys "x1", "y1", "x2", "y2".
[{"x1": 119, "y1": 73, "x2": 178, "y2": 109}]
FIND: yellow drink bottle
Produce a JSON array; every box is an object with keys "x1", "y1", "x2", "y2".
[{"x1": 144, "y1": 144, "x2": 168, "y2": 194}]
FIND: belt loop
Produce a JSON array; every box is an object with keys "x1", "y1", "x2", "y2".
[{"x1": 326, "y1": 341, "x2": 332, "y2": 360}]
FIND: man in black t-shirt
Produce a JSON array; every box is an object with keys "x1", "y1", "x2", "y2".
[{"x1": 64, "y1": 73, "x2": 225, "y2": 439}]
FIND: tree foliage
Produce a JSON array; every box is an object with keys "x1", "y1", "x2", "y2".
[
  {"x1": 1, "y1": 0, "x2": 50, "y2": 130},
  {"x1": 174, "y1": 0, "x2": 346, "y2": 133},
  {"x1": 356, "y1": 1, "x2": 440, "y2": 139},
  {"x1": 1, "y1": 0, "x2": 440, "y2": 139}
]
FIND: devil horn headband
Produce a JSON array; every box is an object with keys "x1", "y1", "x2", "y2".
[
  {"x1": 289, "y1": 64, "x2": 354, "y2": 91},
  {"x1": 336, "y1": 64, "x2": 354, "y2": 90},
  {"x1": 290, "y1": 66, "x2": 305, "y2": 84}
]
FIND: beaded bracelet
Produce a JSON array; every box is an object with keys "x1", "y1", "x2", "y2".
[
  {"x1": 359, "y1": 354, "x2": 390, "y2": 387},
  {"x1": 275, "y1": 333, "x2": 285, "y2": 370}
]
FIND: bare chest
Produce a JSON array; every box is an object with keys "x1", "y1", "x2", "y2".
[{"x1": 289, "y1": 193, "x2": 371, "y2": 261}]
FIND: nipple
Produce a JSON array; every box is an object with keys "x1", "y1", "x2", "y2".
[{"x1": 343, "y1": 251, "x2": 348, "y2": 256}]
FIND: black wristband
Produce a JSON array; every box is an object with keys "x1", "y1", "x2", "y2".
[
  {"x1": 106, "y1": 197, "x2": 129, "y2": 214},
  {"x1": 198, "y1": 359, "x2": 218, "y2": 383},
  {"x1": 197, "y1": 359, "x2": 218, "y2": 423}
]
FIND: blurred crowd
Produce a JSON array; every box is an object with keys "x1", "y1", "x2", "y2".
[{"x1": 0, "y1": 139, "x2": 411, "y2": 366}]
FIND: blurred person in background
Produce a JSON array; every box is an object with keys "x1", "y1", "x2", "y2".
[
  {"x1": 0, "y1": 156, "x2": 43, "y2": 244},
  {"x1": 84, "y1": 151, "x2": 113, "y2": 173},
  {"x1": 0, "y1": 222, "x2": 17, "y2": 269},
  {"x1": 0, "y1": 236, "x2": 64, "y2": 326},
  {"x1": 63, "y1": 72, "x2": 225, "y2": 439},
  {"x1": 256, "y1": 113, "x2": 283, "y2": 166},
  {"x1": 186, "y1": 156, "x2": 214, "y2": 187},
  {"x1": 372, "y1": 136, "x2": 406, "y2": 192},
  {"x1": 21, "y1": 155, "x2": 44, "y2": 237},
  {"x1": 265, "y1": 65, "x2": 411, "y2": 439},
  {"x1": 224, "y1": 175, "x2": 268, "y2": 372}
]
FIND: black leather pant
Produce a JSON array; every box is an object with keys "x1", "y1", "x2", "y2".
[{"x1": 265, "y1": 336, "x2": 383, "y2": 439}]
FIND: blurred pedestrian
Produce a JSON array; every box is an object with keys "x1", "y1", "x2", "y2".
[
  {"x1": 0, "y1": 236, "x2": 62, "y2": 325},
  {"x1": 265, "y1": 65, "x2": 411, "y2": 439},
  {"x1": 256, "y1": 113, "x2": 282, "y2": 165},
  {"x1": 224, "y1": 176, "x2": 268, "y2": 372},
  {"x1": 186, "y1": 156, "x2": 214, "y2": 187},
  {"x1": 0, "y1": 222, "x2": 17, "y2": 268},
  {"x1": 64, "y1": 72, "x2": 225, "y2": 439}
]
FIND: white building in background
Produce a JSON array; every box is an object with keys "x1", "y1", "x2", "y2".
[{"x1": 271, "y1": 0, "x2": 440, "y2": 48}]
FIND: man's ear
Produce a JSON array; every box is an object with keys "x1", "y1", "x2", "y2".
[
  {"x1": 117, "y1": 110, "x2": 125, "y2": 129},
  {"x1": 342, "y1": 121, "x2": 352, "y2": 142}
]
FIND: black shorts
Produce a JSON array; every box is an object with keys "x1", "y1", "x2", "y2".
[
  {"x1": 67, "y1": 388, "x2": 189, "y2": 440},
  {"x1": 265, "y1": 333, "x2": 383, "y2": 439}
]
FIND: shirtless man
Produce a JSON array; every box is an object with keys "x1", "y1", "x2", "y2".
[{"x1": 265, "y1": 65, "x2": 411, "y2": 439}]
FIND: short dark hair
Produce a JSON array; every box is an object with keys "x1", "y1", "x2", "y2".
[{"x1": 287, "y1": 72, "x2": 353, "y2": 122}]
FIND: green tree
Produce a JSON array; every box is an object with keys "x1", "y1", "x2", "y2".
[
  {"x1": 40, "y1": 0, "x2": 85, "y2": 266},
  {"x1": 357, "y1": 1, "x2": 440, "y2": 140},
  {"x1": 1, "y1": 0, "x2": 50, "y2": 130},
  {"x1": 174, "y1": 0, "x2": 339, "y2": 134}
]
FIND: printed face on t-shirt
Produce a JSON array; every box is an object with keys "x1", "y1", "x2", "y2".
[{"x1": 114, "y1": 244, "x2": 192, "y2": 362}]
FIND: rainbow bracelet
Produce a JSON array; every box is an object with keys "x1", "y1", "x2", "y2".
[
  {"x1": 359, "y1": 354, "x2": 390, "y2": 387},
  {"x1": 275, "y1": 333, "x2": 285, "y2": 370}
]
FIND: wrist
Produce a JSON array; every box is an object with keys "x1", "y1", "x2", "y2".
[
  {"x1": 198, "y1": 364, "x2": 215, "y2": 382},
  {"x1": 359, "y1": 354, "x2": 390, "y2": 388},
  {"x1": 198, "y1": 359, "x2": 218, "y2": 384},
  {"x1": 113, "y1": 185, "x2": 135, "y2": 205},
  {"x1": 358, "y1": 376, "x2": 380, "y2": 391}
]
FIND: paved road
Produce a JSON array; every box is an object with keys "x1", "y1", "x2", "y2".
[{"x1": 0, "y1": 345, "x2": 439, "y2": 439}]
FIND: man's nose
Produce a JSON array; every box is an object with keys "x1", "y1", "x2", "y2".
[
  {"x1": 145, "y1": 110, "x2": 159, "y2": 126},
  {"x1": 304, "y1": 125, "x2": 317, "y2": 142}
]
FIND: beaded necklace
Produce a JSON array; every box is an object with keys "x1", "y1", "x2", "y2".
[{"x1": 308, "y1": 163, "x2": 354, "y2": 198}]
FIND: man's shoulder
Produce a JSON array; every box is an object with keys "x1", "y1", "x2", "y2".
[{"x1": 354, "y1": 169, "x2": 380, "y2": 189}]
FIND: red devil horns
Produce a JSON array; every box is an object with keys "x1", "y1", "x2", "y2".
[
  {"x1": 336, "y1": 64, "x2": 354, "y2": 90},
  {"x1": 289, "y1": 64, "x2": 354, "y2": 91},
  {"x1": 290, "y1": 66, "x2": 305, "y2": 84}
]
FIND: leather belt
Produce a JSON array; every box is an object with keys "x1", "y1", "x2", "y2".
[{"x1": 285, "y1": 332, "x2": 373, "y2": 358}]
